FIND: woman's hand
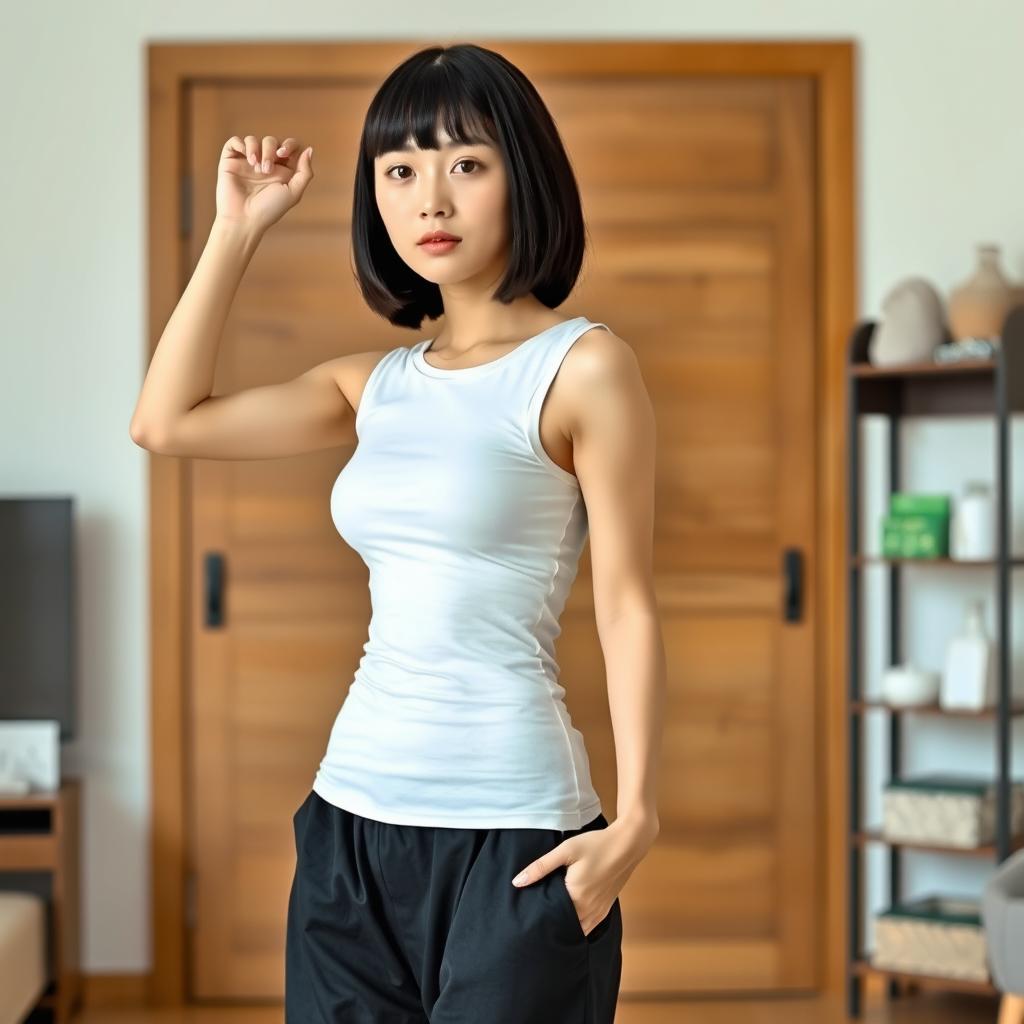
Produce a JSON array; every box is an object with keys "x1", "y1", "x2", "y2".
[
  {"x1": 511, "y1": 815, "x2": 658, "y2": 937},
  {"x1": 215, "y1": 134, "x2": 314, "y2": 236}
]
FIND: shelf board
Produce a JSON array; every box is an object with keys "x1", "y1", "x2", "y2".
[
  {"x1": 852, "y1": 830, "x2": 1024, "y2": 856},
  {"x1": 848, "y1": 359, "x2": 996, "y2": 379},
  {"x1": 851, "y1": 699, "x2": 1024, "y2": 718},
  {"x1": 851, "y1": 959, "x2": 997, "y2": 995},
  {"x1": 851, "y1": 554, "x2": 1024, "y2": 567}
]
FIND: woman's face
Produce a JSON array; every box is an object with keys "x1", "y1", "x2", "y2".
[{"x1": 373, "y1": 127, "x2": 510, "y2": 288}]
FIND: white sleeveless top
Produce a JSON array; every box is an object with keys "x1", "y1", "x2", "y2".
[{"x1": 311, "y1": 316, "x2": 609, "y2": 829}]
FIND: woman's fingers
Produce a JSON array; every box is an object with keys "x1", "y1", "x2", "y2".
[
  {"x1": 275, "y1": 137, "x2": 298, "y2": 162},
  {"x1": 259, "y1": 135, "x2": 279, "y2": 174},
  {"x1": 286, "y1": 146, "x2": 314, "y2": 199},
  {"x1": 230, "y1": 134, "x2": 306, "y2": 175},
  {"x1": 243, "y1": 135, "x2": 260, "y2": 170},
  {"x1": 222, "y1": 135, "x2": 246, "y2": 160}
]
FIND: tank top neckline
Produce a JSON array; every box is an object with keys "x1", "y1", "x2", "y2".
[{"x1": 411, "y1": 316, "x2": 588, "y2": 379}]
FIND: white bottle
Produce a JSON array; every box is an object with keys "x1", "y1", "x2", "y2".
[
  {"x1": 940, "y1": 600, "x2": 995, "y2": 710},
  {"x1": 951, "y1": 481, "x2": 995, "y2": 560}
]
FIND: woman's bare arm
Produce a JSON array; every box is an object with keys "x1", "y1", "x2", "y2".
[
  {"x1": 130, "y1": 215, "x2": 365, "y2": 460},
  {"x1": 129, "y1": 134, "x2": 369, "y2": 461},
  {"x1": 134, "y1": 350, "x2": 371, "y2": 461}
]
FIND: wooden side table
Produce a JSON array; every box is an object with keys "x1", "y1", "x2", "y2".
[{"x1": 0, "y1": 777, "x2": 82, "y2": 1023}]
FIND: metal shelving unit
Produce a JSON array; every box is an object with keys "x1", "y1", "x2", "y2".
[{"x1": 845, "y1": 304, "x2": 1024, "y2": 1018}]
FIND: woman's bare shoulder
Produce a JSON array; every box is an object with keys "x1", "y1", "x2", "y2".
[{"x1": 324, "y1": 340, "x2": 419, "y2": 412}]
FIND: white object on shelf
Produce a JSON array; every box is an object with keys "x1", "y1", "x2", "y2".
[
  {"x1": 0, "y1": 776, "x2": 31, "y2": 796},
  {"x1": 0, "y1": 721, "x2": 61, "y2": 793},
  {"x1": 940, "y1": 600, "x2": 995, "y2": 711},
  {"x1": 867, "y1": 277, "x2": 946, "y2": 366},
  {"x1": 880, "y1": 664, "x2": 941, "y2": 706},
  {"x1": 950, "y1": 481, "x2": 995, "y2": 560}
]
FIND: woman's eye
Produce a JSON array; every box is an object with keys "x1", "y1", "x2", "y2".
[{"x1": 384, "y1": 159, "x2": 480, "y2": 180}]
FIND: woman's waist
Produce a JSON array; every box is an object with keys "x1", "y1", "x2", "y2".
[
  {"x1": 352, "y1": 648, "x2": 565, "y2": 703},
  {"x1": 347, "y1": 659, "x2": 570, "y2": 714},
  {"x1": 325, "y1": 682, "x2": 587, "y2": 770}
]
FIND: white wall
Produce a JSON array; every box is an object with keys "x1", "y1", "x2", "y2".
[{"x1": 2, "y1": 0, "x2": 1022, "y2": 976}]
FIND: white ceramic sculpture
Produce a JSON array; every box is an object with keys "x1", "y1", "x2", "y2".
[{"x1": 869, "y1": 277, "x2": 948, "y2": 366}]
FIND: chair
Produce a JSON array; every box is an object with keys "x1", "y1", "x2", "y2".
[{"x1": 982, "y1": 848, "x2": 1024, "y2": 1024}]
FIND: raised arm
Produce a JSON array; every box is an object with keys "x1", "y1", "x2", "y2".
[{"x1": 129, "y1": 134, "x2": 370, "y2": 461}]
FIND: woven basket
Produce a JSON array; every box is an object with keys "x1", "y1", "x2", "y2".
[
  {"x1": 871, "y1": 895, "x2": 988, "y2": 982},
  {"x1": 882, "y1": 773, "x2": 1024, "y2": 848}
]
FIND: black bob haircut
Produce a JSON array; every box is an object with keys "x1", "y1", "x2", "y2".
[{"x1": 351, "y1": 44, "x2": 588, "y2": 330}]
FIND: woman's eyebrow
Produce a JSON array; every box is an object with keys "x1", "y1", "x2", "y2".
[{"x1": 379, "y1": 141, "x2": 492, "y2": 157}]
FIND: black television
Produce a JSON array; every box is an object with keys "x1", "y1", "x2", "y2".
[{"x1": 0, "y1": 497, "x2": 77, "y2": 741}]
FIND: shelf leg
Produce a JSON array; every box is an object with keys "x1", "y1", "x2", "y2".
[
  {"x1": 998, "y1": 993, "x2": 1024, "y2": 1024},
  {"x1": 847, "y1": 972, "x2": 862, "y2": 1019}
]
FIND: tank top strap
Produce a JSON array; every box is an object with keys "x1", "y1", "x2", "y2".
[
  {"x1": 512, "y1": 318, "x2": 609, "y2": 466},
  {"x1": 520, "y1": 316, "x2": 609, "y2": 401},
  {"x1": 353, "y1": 344, "x2": 408, "y2": 439},
  {"x1": 481, "y1": 316, "x2": 600, "y2": 393}
]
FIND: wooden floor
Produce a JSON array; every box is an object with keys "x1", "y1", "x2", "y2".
[{"x1": 74, "y1": 990, "x2": 1001, "y2": 1023}]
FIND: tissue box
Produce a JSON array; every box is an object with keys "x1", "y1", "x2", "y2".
[
  {"x1": 882, "y1": 773, "x2": 1024, "y2": 848},
  {"x1": 872, "y1": 895, "x2": 988, "y2": 982}
]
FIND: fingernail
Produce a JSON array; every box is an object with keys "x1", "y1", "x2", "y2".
[
  {"x1": 512, "y1": 872, "x2": 527, "y2": 886},
  {"x1": 276, "y1": 146, "x2": 286, "y2": 155},
  {"x1": 262, "y1": 159, "x2": 270, "y2": 173}
]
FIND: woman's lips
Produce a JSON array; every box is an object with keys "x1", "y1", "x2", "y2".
[{"x1": 418, "y1": 239, "x2": 461, "y2": 254}]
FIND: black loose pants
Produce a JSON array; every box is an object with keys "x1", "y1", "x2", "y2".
[{"x1": 285, "y1": 789, "x2": 623, "y2": 1023}]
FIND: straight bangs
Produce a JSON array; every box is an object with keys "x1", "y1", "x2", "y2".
[{"x1": 360, "y1": 62, "x2": 499, "y2": 163}]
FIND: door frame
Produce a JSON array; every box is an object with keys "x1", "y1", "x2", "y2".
[{"x1": 145, "y1": 38, "x2": 855, "y2": 1005}]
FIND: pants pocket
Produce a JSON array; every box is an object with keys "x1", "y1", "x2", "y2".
[
  {"x1": 556, "y1": 868, "x2": 620, "y2": 944},
  {"x1": 586, "y1": 895, "x2": 621, "y2": 943},
  {"x1": 554, "y1": 812, "x2": 620, "y2": 943},
  {"x1": 556, "y1": 870, "x2": 587, "y2": 940}
]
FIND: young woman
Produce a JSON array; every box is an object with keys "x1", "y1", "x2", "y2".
[{"x1": 131, "y1": 42, "x2": 665, "y2": 1024}]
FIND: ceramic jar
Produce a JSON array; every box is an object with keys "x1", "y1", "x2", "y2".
[{"x1": 948, "y1": 244, "x2": 1024, "y2": 343}]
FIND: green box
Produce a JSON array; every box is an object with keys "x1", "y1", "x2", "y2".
[
  {"x1": 881, "y1": 513, "x2": 949, "y2": 558},
  {"x1": 889, "y1": 492, "x2": 951, "y2": 518}
]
